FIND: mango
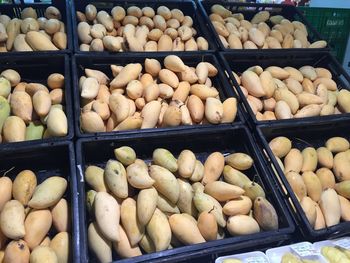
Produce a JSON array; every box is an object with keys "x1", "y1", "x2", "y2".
[
  {"x1": 269, "y1": 136, "x2": 291, "y2": 158},
  {"x1": 28, "y1": 176, "x2": 67, "y2": 209},
  {"x1": 316, "y1": 147, "x2": 333, "y2": 169},
  {"x1": 169, "y1": 214, "x2": 205, "y2": 245},
  {"x1": 0, "y1": 200, "x2": 25, "y2": 239},
  {"x1": 223, "y1": 196, "x2": 252, "y2": 216},
  {"x1": 113, "y1": 225, "x2": 142, "y2": 259},
  {"x1": 114, "y1": 146, "x2": 136, "y2": 166},
  {"x1": 51, "y1": 198, "x2": 70, "y2": 232},
  {"x1": 24, "y1": 209, "x2": 52, "y2": 250},
  {"x1": 88, "y1": 222, "x2": 112, "y2": 263},
  {"x1": 94, "y1": 192, "x2": 120, "y2": 242},
  {"x1": 204, "y1": 181, "x2": 244, "y2": 201},
  {"x1": 316, "y1": 168, "x2": 336, "y2": 190},
  {"x1": 197, "y1": 211, "x2": 217, "y2": 241},
  {"x1": 202, "y1": 152, "x2": 225, "y2": 185},
  {"x1": 12, "y1": 170, "x2": 37, "y2": 206},
  {"x1": 149, "y1": 165, "x2": 179, "y2": 204},
  {"x1": 253, "y1": 197, "x2": 278, "y2": 230},
  {"x1": 152, "y1": 148, "x2": 178, "y2": 172},
  {"x1": 302, "y1": 171, "x2": 322, "y2": 202},
  {"x1": 177, "y1": 179, "x2": 197, "y2": 216},
  {"x1": 137, "y1": 187, "x2": 158, "y2": 226},
  {"x1": 0, "y1": 177, "x2": 12, "y2": 212},
  {"x1": 126, "y1": 162, "x2": 154, "y2": 189},
  {"x1": 284, "y1": 148, "x2": 303, "y2": 173},
  {"x1": 335, "y1": 180, "x2": 350, "y2": 198},
  {"x1": 146, "y1": 208, "x2": 171, "y2": 252},
  {"x1": 285, "y1": 171, "x2": 307, "y2": 200},
  {"x1": 29, "y1": 246, "x2": 58, "y2": 263},
  {"x1": 225, "y1": 153, "x2": 253, "y2": 171},
  {"x1": 319, "y1": 188, "x2": 341, "y2": 227},
  {"x1": 3, "y1": 240, "x2": 30, "y2": 263},
  {"x1": 193, "y1": 191, "x2": 226, "y2": 227},
  {"x1": 300, "y1": 196, "x2": 316, "y2": 227},
  {"x1": 243, "y1": 182, "x2": 265, "y2": 201},
  {"x1": 333, "y1": 152, "x2": 350, "y2": 181},
  {"x1": 120, "y1": 198, "x2": 144, "y2": 246},
  {"x1": 0, "y1": 96, "x2": 10, "y2": 131},
  {"x1": 84, "y1": 165, "x2": 107, "y2": 192},
  {"x1": 301, "y1": 147, "x2": 317, "y2": 172},
  {"x1": 226, "y1": 215, "x2": 260, "y2": 235},
  {"x1": 223, "y1": 165, "x2": 251, "y2": 188},
  {"x1": 25, "y1": 121, "x2": 45, "y2": 141},
  {"x1": 177, "y1": 150, "x2": 196, "y2": 178},
  {"x1": 104, "y1": 160, "x2": 128, "y2": 198},
  {"x1": 50, "y1": 232, "x2": 70, "y2": 263}
]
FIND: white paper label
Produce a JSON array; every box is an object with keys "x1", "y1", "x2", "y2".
[
  {"x1": 245, "y1": 257, "x2": 268, "y2": 263},
  {"x1": 334, "y1": 238, "x2": 350, "y2": 250},
  {"x1": 291, "y1": 243, "x2": 317, "y2": 257}
]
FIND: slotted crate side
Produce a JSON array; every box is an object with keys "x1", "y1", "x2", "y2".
[
  {"x1": 256, "y1": 121, "x2": 350, "y2": 240},
  {"x1": 0, "y1": 53, "x2": 74, "y2": 149},
  {"x1": 219, "y1": 51, "x2": 350, "y2": 128},
  {"x1": 198, "y1": 1, "x2": 327, "y2": 52},
  {"x1": 0, "y1": 141, "x2": 80, "y2": 262},
  {"x1": 72, "y1": 53, "x2": 244, "y2": 138},
  {"x1": 71, "y1": 0, "x2": 218, "y2": 53},
  {"x1": 299, "y1": 7, "x2": 350, "y2": 63},
  {"x1": 0, "y1": 0, "x2": 72, "y2": 53},
  {"x1": 75, "y1": 126, "x2": 295, "y2": 262}
]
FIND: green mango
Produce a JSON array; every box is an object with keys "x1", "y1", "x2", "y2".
[
  {"x1": 25, "y1": 121, "x2": 45, "y2": 141},
  {"x1": 0, "y1": 96, "x2": 10, "y2": 131}
]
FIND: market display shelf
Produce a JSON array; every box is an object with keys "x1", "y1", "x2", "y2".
[
  {"x1": 71, "y1": 0, "x2": 218, "y2": 54},
  {"x1": 0, "y1": 141, "x2": 79, "y2": 262},
  {"x1": 198, "y1": 1, "x2": 328, "y2": 53},
  {"x1": 0, "y1": 0, "x2": 72, "y2": 54},
  {"x1": 0, "y1": 53, "x2": 74, "y2": 149},
  {"x1": 219, "y1": 51, "x2": 350, "y2": 129},
  {"x1": 76, "y1": 125, "x2": 295, "y2": 263},
  {"x1": 256, "y1": 121, "x2": 350, "y2": 240},
  {"x1": 72, "y1": 52, "x2": 245, "y2": 138}
]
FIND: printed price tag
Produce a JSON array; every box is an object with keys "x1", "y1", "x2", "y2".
[
  {"x1": 246, "y1": 257, "x2": 268, "y2": 263},
  {"x1": 291, "y1": 243, "x2": 317, "y2": 257},
  {"x1": 334, "y1": 238, "x2": 350, "y2": 250}
]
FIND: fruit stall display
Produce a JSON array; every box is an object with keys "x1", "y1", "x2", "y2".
[
  {"x1": 220, "y1": 52, "x2": 350, "y2": 127},
  {"x1": 0, "y1": 0, "x2": 71, "y2": 53},
  {"x1": 258, "y1": 121, "x2": 350, "y2": 239},
  {"x1": 0, "y1": 141, "x2": 78, "y2": 262},
  {"x1": 73, "y1": 54, "x2": 241, "y2": 136},
  {"x1": 72, "y1": 1, "x2": 215, "y2": 53},
  {"x1": 76, "y1": 127, "x2": 294, "y2": 262},
  {"x1": 199, "y1": 1, "x2": 326, "y2": 51},
  {"x1": 0, "y1": 54, "x2": 73, "y2": 145},
  {"x1": 0, "y1": 0, "x2": 348, "y2": 262}
]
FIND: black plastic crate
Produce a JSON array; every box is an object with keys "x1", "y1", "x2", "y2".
[
  {"x1": 0, "y1": 53, "x2": 74, "y2": 148},
  {"x1": 256, "y1": 121, "x2": 350, "y2": 240},
  {"x1": 72, "y1": 53, "x2": 244, "y2": 138},
  {"x1": 0, "y1": 0, "x2": 72, "y2": 54},
  {"x1": 198, "y1": 1, "x2": 327, "y2": 52},
  {"x1": 0, "y1": 141, "x2": 79, "y2": 262},
  {"x1": 76, "y1": 125, "x2": 295, "y2": 263},
  {"x1": 219, "y1": 51, "x2": 350, "y2": 129},
  {"x1": 72, "y1": 0, "x2": 217, "y2": 54}
]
